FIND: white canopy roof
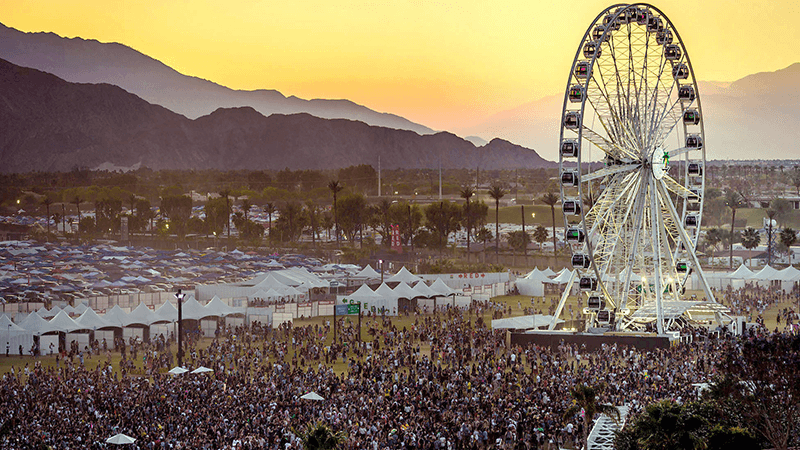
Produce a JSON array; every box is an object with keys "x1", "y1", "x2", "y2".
[
  {"x1": 374, "y1": 283, "x2": 399, "y2": 301},
  {"x1": 541, "y1": 267, "x2": 557, "y2": 277},
  {"x1": 354, "y1": 264, "x2": 381, "y2": 279},
  {"x1": 75, "y1": 308, "x2": 114, "y2": 330},
  {"x1": 205, "y1": 296, "x2": 242, "y2": 317},
  {"x1": 492, "y1": 315, "x2": 563, "y2": 329},
  {"x1": 125, "y1": 302, "x2": 159, "y2": 327},
  {"x1": 39, "y1": 305, "x2": 61, "y2": 318},
  {"x1": 153, "y1": 301, "x2": 178, "y2": 323},
  {"x1": 430, "y1": 278, "x2": 457, "y2": 296},
  {"x1": 522, "y1": 269, "x2": 551, "y2": 283},
  {"x1": 47, "y1": 310, "x2": 83, "y2": 333},
  {"x1": 102, "y1": 305, "x2": 129, "y2": 328},
  {"x1": 728, "y1": 265, "x2": 755, "y2": 279},
  {"x1": 181, "y1": 296, "x2": 210, "y2": 320},
  {"x1": 253, "y1": 273, "x2": 288, "y2": 291},
  {"x1": 413, "y1": 281, "x2": 439, "y2": 298},
  {"x1": 0, "y1": 314, "x2": 26, "y2": 332},
  {"x1": 753, "y1": 265, "x2": 779, "y2": 280},
  {"x1": 393, "y1": 282, "x2": 421, "y2": 300},
  {"x1": 348, "y1": 284, "x2": 382, "y2": 302},
  {"x1": 547, "y1": 269, "x2": 574, "y2": 284},
  {"x1": 386, "y1": 266, "x2": 422, "y2": 284},
  {"x1": 19, "y1": 312, "x2": 51, "y2": 335},
  {"x1": 776, "y1": 265, "x2": 800, "y2": 281}
]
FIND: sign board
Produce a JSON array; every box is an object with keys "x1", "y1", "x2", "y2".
[
  {"x1": 347, "y1": 303, "x2": 361, "y2": 314},
  {"x1": 391, "y1": 224, "x2": 403, "y2": 253},
  {"x1": 329, "y1": 281, "x2": 339, "y2": 288},
  {"x1": 334, "y1": 304, "x2": 349, "y2": 316}
]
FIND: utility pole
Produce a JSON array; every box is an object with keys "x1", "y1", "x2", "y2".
[
  {"x1": 175, "y1": 289, "x2": 184, "y2": 367},
  {"x1": 378, "y1": 155, "x2": 381, "y2": 197}
]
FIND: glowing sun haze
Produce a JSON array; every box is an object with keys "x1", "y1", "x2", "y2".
[{"x1": 3, "y1": 0, "x2": 800, "y2": 130}]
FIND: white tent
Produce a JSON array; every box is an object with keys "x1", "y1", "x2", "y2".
[
  {"x1": 181, "y1": 296, "x2": 211, "y2": 320},
  {"x1": 19, "y1": 311, "x2": 51, "y2": 335},
  {"x1": 728, "y1": 265, "x2": 755, "y2": 280},
  {"x1": 46, "y1": 310, "x2": 83, "y2": 333},
  {"x1": 0, "y1": 314, "x2": 34, "y2": 354},
  {"x1": 153, "y1": 301, "x2": 179, "y2": 323},
  {"x1": 491, "y1": 314, "x2": 563, "y2": 330},
  {"x1": 102, "y1": 305, "x2": 129, "y2": 328},
  {"x1": 300, "y1": 391, "x2": 324, "y2": 401},
  {"x1": 776, "y1": 266, "x2": 800, "y2": 291},
  {"x1": 125, "y1": 302, "x2": 159, "y2": 327},
  {"x1": 393, "y1": 282, "x2": 420, "y2": 300},
  {"x1": 386, "y1": 266, "x2": 422, "y2": 284},
  {"x1": 346, "y1": 284, "x2": 383, "y2": 314},
  {"x1": 412, "y1": 281, "x2": 439, "y2": 299},
  {"x1": 753, "y1": 265, "x2": 780, "y2": 288},
  {"x1": 75, "y1": 308, "x2": 114, "y2": 330},
  {"x1": 205, "y1": 296, "x2": 242, "y2": 317},
  {"x1": 38, "y1": 305, "x2": 60, "y2": 318},
  {"x1": 373, "y1": 283, "x2": 399, "y2": 315},
  {"x1": 515, "y1": 270, "x2": 551, "y2": 297},
  {"x1": 353, "y1": 264, "x2": 381, "y2": 279},
  {"x1": 547, "y1": 269, "x2": 574, "y2": 284},
  {"x1": 253, "y1": 273, "x2": 289, "y2": 291},
  {"x1": 541, "y1": 267, "x2": 557, "y2": 277},
  {"x1": 430, "y1": 278, "x2": 457, "y2": 296}
]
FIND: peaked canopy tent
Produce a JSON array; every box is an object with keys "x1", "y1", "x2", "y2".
[
  {"x1": 153, "y1": 301, "x2": 179, "y2": 324},
  {"x1": 775, "y1": 265, "x2": 800, "y2": 291},
  {"x1": 392, "y1": 282, "x2": 422, "y2": 312},
  {"x1": 752, "y1": 265, "x2": 780, "y2": 288},
  {"x1": 515, "y1": 270, "x2": 552, "y2": 297},
  {"x1": 353, "y1": 264, "x2": 381, "y2": 280},
  {"x1": 386, "y1": 267, "x2": 422, "y2": 284},
  {"x1": 45, "y1": 310, "x2": 84, "y2": 334},
  {"x1": 430, "y1": 278, "x2": 457, "y2": 296},
  {"x1": 0, "y1": 314, "x2": 34, "y2": 354},
  {"x1": 346, "y1": 284, "x2": 384, "y2": 315},
  {"x1": 373, "y1": 283, "x2": 399, "y2": 316},
  {"x1": 125, "y1": 303, "x2": 159, "y2": 327},
  {"x1": 102, "y1": 305, "x2": 129, "y2": 328},
  {"x1": 75, "y1": 308, "x2": 114, "y2": 331},
  {"x1": 19, "y1": 312, "x2": 52, "y2": 336},
  {"x1": 205, "y1": 296, "x2": 244, "y2": 317}
]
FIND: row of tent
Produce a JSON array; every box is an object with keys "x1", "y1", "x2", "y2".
[
  {"x1": 516, "y1": 268, "x2": 575, "y2": 297},
  {"x1": 2, "y1": 295, "x2": 241, "y2": 336},
  {"x1": 709, "y1": 264, "x2": 800, "y2": 291},
  {"x1": 343, "y1": 278, "x2": 459, "y2": 315}
]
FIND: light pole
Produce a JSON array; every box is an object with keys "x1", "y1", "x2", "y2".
[
  {"x1": 379, "y1": 259, "x2": 384, "y2": 284},
  {"x1": 175, "y1": 289, "x2": 185, "y2": 367}
]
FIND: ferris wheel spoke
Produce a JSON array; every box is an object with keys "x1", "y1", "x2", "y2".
[
  {"x1": 582, "y1": 164, "x2": 640, "y2": 182},
  {"x1": 580, "y1": 126, "x2": 637, "y2": 160},
  {"x1": 661, "y1": 174, "x2": 694, "y2": 198},
  {"x1": 667, "y1": 146, "x2": 693, "y2": 159}
]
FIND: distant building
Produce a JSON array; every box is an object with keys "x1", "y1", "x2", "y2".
[{"x1": 0, "y1": 223, "x2": 31, "y2": 241}]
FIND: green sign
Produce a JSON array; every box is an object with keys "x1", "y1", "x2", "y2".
[{"x1": 347, "y1": 304, "x2": 361, "y2": 314}]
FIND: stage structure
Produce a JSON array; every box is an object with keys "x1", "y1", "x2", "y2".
[{"x1": 551, "y1": 3, "x2": 731, "y2": 333}]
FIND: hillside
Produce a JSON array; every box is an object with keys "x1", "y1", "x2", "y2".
[{"x1": 0, "y1": 59, "x2": 554, "y2": 173}]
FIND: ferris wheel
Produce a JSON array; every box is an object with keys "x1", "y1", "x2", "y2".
[{"x1": 551, "y1": 3, "x2": 722, "y2": 333}]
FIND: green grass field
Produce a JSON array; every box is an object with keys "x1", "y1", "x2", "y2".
[{"x1": 2, "y1": 290, "x2": 791, "y2": 379}]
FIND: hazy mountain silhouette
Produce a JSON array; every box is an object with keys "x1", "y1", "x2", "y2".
[
  {"x1": 0, "y1": 22, "x2": 435, "y2": 135},
  {"x1": 0, "y1": 59, "x2": 553, "y2": 173},
  {"x1": 456, "y1": 64, "x2": 800, "y2": 161}
]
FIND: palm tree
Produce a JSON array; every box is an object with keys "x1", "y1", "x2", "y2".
[
  {"x1": 72, "y1": 195, "x2": 83, "y2": 236},
  {"x1": 488, "y1": 185, "x2": 505, "y2": 258},
  {"x1": 563, "y1": 384, "x2": 620, "y2": 450},
  {"x1": 740, "y1": 227, "x2": 760, "y2": 267},
  {"x1": 296, "y1": 421, "x2": 347, "y2": 450},
  {"x1": 328, "y1": 180, "x2": 344, "y2": 247},
  {"x1": 264, "y1": 202, "x2": 276, "y2": 240},
  {"x1": 41, "y1": 196, "x2": 52, "y2": 239},
  {"x1": 540, "y1": 191, "x2": 560, "y2": 256},
  {"x1": 724, "y1": 189, "x2": 743, "y2": 268},
  {"x1": 219, "y1": 189, "x2": 231, "y2": 240},
  {"x1": 241, "y1": 197, "x2": 252, "y2": 222},
  {"x1": 460, "y1": 186, "x2": 476, "y2": 255}
]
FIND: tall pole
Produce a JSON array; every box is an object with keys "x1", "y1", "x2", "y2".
[
  {"x1": 358, "y1": 301, "x2": 362, "y2": 342},
  {"x1": 378, "y1": 155, "x2": 381, "y2": 197},
  {"x1": 439, "y1": 154, "x2": 442, "y2": 200},
  {"x1": 176, "y1": 289, "x2": 184, "y2": 367},
  {"x1": 521, "y1": 205, "x2": 526, "y2": 256}
]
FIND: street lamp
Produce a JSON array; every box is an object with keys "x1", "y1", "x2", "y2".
[
  {"x1": 175, "y1": 289, "x2": 185, "y2": 367},
  {"x1": 378, "y1": 259, "x2": 384, "y2": 284}
]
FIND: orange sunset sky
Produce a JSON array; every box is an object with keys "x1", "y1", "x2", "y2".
[{"x1": 2, "y1": 0, "x2": 800, "y2": 130}]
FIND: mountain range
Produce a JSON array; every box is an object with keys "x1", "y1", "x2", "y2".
[
  {"x1": 1, "y1": 22, "x2": 798, "y2": 164},
  {"x1": 454, "y1": 64, "x2": 800, "y2": 161},
  {"x1": 0, "y1": 23, "x2": 434, "y2": 135},
  {"x1": 0, "y1": 58, "x2": 552, "y2": 173}
]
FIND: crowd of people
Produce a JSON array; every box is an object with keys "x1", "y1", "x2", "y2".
[
  {"x1": 714, "y1": 285, "x2": 799, "y2": 332},
  {"x1": 0, "y1": 300, "x2": 793, "y2": 449}
]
